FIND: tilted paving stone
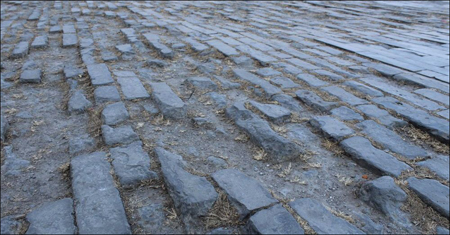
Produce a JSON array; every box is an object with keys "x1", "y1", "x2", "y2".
[
  {"x1": 271, "y1": 62, "x2": 304, "y2": 76},
  {"x1": 63, "y1": 24, "x2": 76, "y2": 34},
  {"x1": 256, "y1": 68, "x2": 282, "y2": 77},
  {"x1": 10, "y1": 41, "x2": 29, "y2": 59},
  {"x1": 356, "y1": 120, "x2": 428, "y2": 159},
  {"x1": 314, "y1": 69, "x2": 345, "y2": 81},
  {"x1": 64, "y1": 65, "x2": 84, "y2": 79},
  {"x1": 295, "y1": 90, "x2": 339, "y2": 113},
  {"x1": 155, "y1": 148, "x2": 217, "y2": 225},
  {"x1": 289, "y1": 198, "x2": 364, "y2": 234},
  {"x1": 310, "y1": 115, "x2": 354, "y2": 141},
  {"x1": 340, "y1": 136, "x2": 412, "y2": 177},
  {"x1": 25, "y1": 198, "x2": 76, "y2": 234},
  {"x1": 249, "y1": 100, "x2": 291, "y2": 124},
  {"x1": 356, "y1": 104, "x2": 407, "y2": 129},
  {"x1": 183, "y1": 37, "x2": 209, "y2": 52},
  {"x1": 71, "y1": 152, "x2": 131, "y2": 234},
  {"x1": 102, "y1": 102, "x2": 129, "y2": 126},
  {"x1": 143, "y1": 33, "x2": 174, "y2": 58},
  {"x1": 271, "y1": 93, "x2": 304, "y2": 113},
  {"x1": 110, "y1": 141, "x2": 158, "y2": 188},
  {"x1": 101, "y1": 125, "x2": 139, "y2": 146},
  {"x1": 226, "y1": 102, "x2": 303, "y2": 162},
  {"x1": 117, "y1": 77, "x2": 150, "y2": 100},
  {"x1": 414, "y1": 88, "x2": 449, "y2": 106},
  {"x1": 94, "y1": 86, "x2": 121, "y2": 104},
  {"x1": 31, "y1": 35, "x2": 48, "y2": 49},
  {"x1": 185, "y1": 76, "x2": 218, "y2": 91},
  {"x1": 212, "y1": 169, "x2": 278, "y2": 219},
  {"x1": 407, "y1": 177, "x2": 449, "y2": 217},
  {"x1": 321, "y1": 86, "x2": 369, "y2": 106},
  {"x1": 233, "y1": 68, "x2": 282, "y2": 98},
  {"x1": 62, "y1": 34, "x2": 77, "y2": 47},
  {"x1": 372, "y1": 96, "x2": 449, "y2": 142},
  {"x1": 19, "y1": 69, "x2": 41, "y2": 83},
  {"x1": 49, "y1": 25, "x2": 62, "y2": 33},
  {"x1": 206, "y1": 39, "x2": 239, "y2": 56},
  {"x1": 247, "y1": 204, "x2": 305, "y2": 234},
  {"x1": 87, "y1": 63, "x2": 114, "y2": 86},
  {"x1": 150, "y1": 82, "x2": 186, "y2": 119},
  {"x1": 270, "y1": 76, "x2": 299, "y2": 89},
  {"x1": 236, "y1": 44, "x2": 277, "y2": 66},
  {"x1": 68, "y1": 90, "x2": 92, "y2": 114},
  {"x1": 296, "y1": 73, "x2": 329, "y2": 87},
  {"x1": 417, "y1": 155, "x2": 449, "y2": 180},
  {"x1": 343, "y1": 80, "x2": 384, "y2": 97},
  {"x1": 212, "y1": 76, "x2": 241, "y2": 90},
  {"x1": 331, "y1": 106, "x2": 364, "y2": 121},
  {"x1": 393, "y1": 72, "x2": 450, "y2": 94},
  {"x1": 437, "y1": 109, "x2": 449, "y2": 119}
]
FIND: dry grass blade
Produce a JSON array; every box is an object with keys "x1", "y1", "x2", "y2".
[
  {"x1": 204, "y1": 192, "x2": 241, "y2": 229},
  {"x1": 253, "y1": 148, "x2": 267, "y2": 161}
]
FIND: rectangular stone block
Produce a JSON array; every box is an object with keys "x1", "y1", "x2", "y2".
[
  {"x1": 150, "y1": 82, "x2": 186, "y2": 119},
  {"x1": 117, "y1": 77, "x2": 150, "y2": 100},
  {"x1": 87, "y1": 63, "x2": 114, "y2": 86}
]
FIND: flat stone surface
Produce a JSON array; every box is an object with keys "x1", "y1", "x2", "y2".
[
  {"x1": 143, "y1": 33, "x2": 174, "y2": 58},
  {"x1": 26, "y1": 198, "x2": 76, "y2": 234},
  {"x1": 212, "y1": 169, "x2": 278, "y2": 219},
  {"x1": 295, "y1": 90, "x2": 339, "y2": 113},
  {"x1": 1, "y1": 146, "x2": 31, "y2": 176},
  {"x1": 1, "y1": 215, "x2": 25, "y2": 235},
  {"x1": 64, "y1": 65, "x2": 84, "y2": 79},
  {"x1": 356, "y1": 104, "x2": 407, "y2": 129},
  {"x1": 20, "y1": 69, "x2": 41, "y2": 83},
  {"x1": 155, "y1": 147, "x2": 217, "y2": 220},
  {"x1": 1, "y1": 114, "x2": 9, "y2": 142},
  {"x1": 94, "y1": 86, "x2": 121, "y2": 103},
  {"x1": 10, "y1": 41, "x2": 29, "y2": 58},
  {"x1": 71, "y1": 152, "x2": 131, "y2": 234},
  {"x1": 68, "y1": 90, "x2": 92, "y2": 114},
  {"x1": 206, "y1": 39, "x2": 239, "y2": 56},
  {"x1": 417, "y1": 155, "x2": 449, "y2": 180},
  {"x1": 437, "y1": 109, "x2": 449, "y2": 119},
  {"x1": 296, "y1": 73, "x2": 329, "y2": 87},
  {"x1": 233, "y1": 68, "x2": 282, "y2": 98},
  {"x1": 343, "y1": 80, "x2": 384, "y2": 97},
  {"x1": 256, "y1": 68, "x2": 282, "y2": 77},
  {"x1": 331, "y1": 106, "x2": 364, "y2": 121},
  {"x1": 117, "y1": 77, "x2": 150, "y2": 100},
  {"x1": 407, "y1": 177, "x2": 449, "y2": 217},
  {"x1": 116, "y1": 44, "x2": 134, "y2": 55},
  {"x1": 150, "y1": 82, "x2": 186, "y2": 119},
  {"x1": 249, "y1": 100, "x2": 291, "y2": 124},
  {"x1": 101, "y1": 125, "x2": 139, "y2": 146},
  {"x1": 357, "y1": 120, "x2": 428, "y2": 159},
  {"x1": 270, "y1": 76, "x2": 300, "y2": 88},
  {"x1": 31, "y1": 35, "x2": 48, "y2": 49},
  {"x1": 414, "y1": 88, "x2": 449, "y2": 106},
  {"x1": 248, "y1": 204, "x2": 304, "y2": 234},
  {"x1": 69, "y1": 134, "x2": 95, "y2": 155},
  {"x1": 87, "y1": 63, "x2": 114, "y2": 86},
  {"x1": 321, "y1": 86, "x2": 368, "y2": 106},
  {"x1": 340, "y1": 136, "x2": 412, "y2": 177},
  {"x1": 110, "y1": 141, "x2": 157, "y2": 188},
  {"x1": 102, "y1": 102, "x2": 129, "y2": 125},
  {"x1": 49, "y1": 25, "x2": 62, "y2": 33},
  {"x1": 271, "y1": 94, "x2": 304, "y2": 113},
  {"x1": 289, "y1": 198, "x2": 364, "y2": 234},
  {"x1": 310, "y1": 116, "x2": 354, "y2": 141},
  {"x1": 62, "y1": 34, "x2": 77, "y2": 47},
  {"x1": 185, "y1": 77, "x2": 218, "y2": 91}
]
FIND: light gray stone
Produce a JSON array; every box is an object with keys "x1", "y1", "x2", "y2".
[
  {"x1": 185, "y1": 77, "x2": 218, "y2": 91},
  {"x1": 343, "y1": 81, "x2": 384, "y2": 97},
  {"x1": 101, "y1": 125, "x2": 139, "y2": 146},
  {"x1": 26, "y1": 198, "x2": 76, "y2": 234},
  {"x1": 102, "y1": 102, "x2": 129, "y2": 125},
  {"x1": 407, "y1": 177, "x2": 449, "y2": 217},
  {"x1": 69, "y1": 135, "x2": 95, "y2": 155},
  {"x1": 206, "y1": 39, "x2": 239, "y2": 56},
  {"x1": 271, "y1": 94, "x2": 304, "y2": 113},
  {"x1": 20, "y1": 69, "x2": 41, "y2": 83},
  {"x1": 62, "y1": 34, "x2": 77, "y2": 47},
  {"x1": 417, "y1": 155, "x2": 449, "y2": 180},
  {"x1": 94, "y1": 86, "x2": 121, "y2": 104},
  {"x1": 257, "y1": 68, "x2": 282, "y2": 77},
  {"x1": 295, "y1": 90, "x2": 339, "y2": 113},
  {"x1": 150, "y1": 82, "x2": 186, "y2": 119},
  {"x1": 296, "y1": 73, "x2": 329, "y2": 87},
  {"x1": 321, "y1": 86, "x2": 368, "y2": 106},
  {"x1": 356, "y1": 105, "x2": 407, "y2": 129},
  {"x1": 249, "y1": 100, "x2": 291, "y2": 124},
  {"x1": 270, "y1": 76, "x2": 299, "y2": 89},
  {"x1": 1, "y1": 115, "x2": 9, "y2": 142},
  {"x1": 437, "y1": 226, "x2": 449, "y2": 235},
  {"x1": 87, "y1": 63, "x2": 114, "y2": 86},
  {"x1": 31, "y1": 35, "x2": 48, "y2": 49},
  {"x1": 331, "y1": 106, "x2": 363, "y2": 121},
  {"x1": 10, "y1": 41, "x2": 29, "y2": 59},
  {"x1": 68, "y1": 90, "x2": 92, "y2": 114},
  {"x1": 1, "y1": 146, "x2": 31, "y2": 176},
  {"x1": 117, "y1": 77, "x2": 150, "y2": 100},
  {"x1": 310, "y1": 116, "x2": 354, "y2": 141},
  {"x1": 233, "y1": 68, "x2": 282, "y2": 98},
  {"x1": 248, "y1": 204, "x2": 304, "y2": 234},
  {"x1": 1, "y1": 215, "x2": 25, "y2": 235}
]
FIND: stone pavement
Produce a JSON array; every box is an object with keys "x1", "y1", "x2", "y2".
[{"x1": 1, "y1": 1, "x2": 449, "y2": 234}]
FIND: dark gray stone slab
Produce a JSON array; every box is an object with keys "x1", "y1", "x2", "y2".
[
  {"x1": 26, "y1": 198, "x2": 76, "y2": 234},
  {"x1": 331, "y1": 106, "x2": 364, "y2": 121},
  {"x1": 296, "y1": 73, "x2": 329, "y2": 87},
  {"x1": 185, "y1": 77, "x2": 218, "y2": 91},
  {"x1": 360, "y1": 176, "x2": 407, "y2": 221},
  {"x1": 101, "y1": 125, "x2": 139, "y2": 146},
  {"x1": 233, "y1": 68, "x2": 282, "y2": 98},
  {"x1": 248, "y1": 204, "x2": 304, "y2": 234},
  {"x1": 289, "y1": 198, "x2": 364, "y2": 234},
  {"x1": 212, "y1": 76, "x2": 241, "y2": 90},
  {"x1": 102, "y1": 102, "x2": 129, "y2": 125},
  {"x1": 64, "y1": 65, "x2": 84, "y2": 79},
  {"x1": 68, "y1": 90, "x2": 92, "y2": 114},
  {"x1": 212, "y1": 169, "x2": 277, "y2": 219},
  {"x1": 69, "y1": 134, "x2": 95, "y2": 155},
  {"x1": 340, "y1": 136, "x2": 412, "y2": 177},
  {"x1": 356, "y1": 104, "x2": 407, "y2": 129},
  {"x1": 226, "y1": 102, "x2": 303, "y2": 162},
  {"x1": 31, "y1": 35, "x2": 48, "y2": 49},
  {"x1": 62, "y1": 34, "x2": 77, "y2": 47},
  {"x1": 249, "y1": 100, "x2": 291, "y2": 124},
  {"x1": 143, "y1": 33, "x2": 174, "y2": 58},
  {"x1": 117, "y1": 77, "x2": 150, "y2": 100},
  {"x1": 417, "y1": 155, "x2": 449, "y2": 180},
  {"x1": 343, "y1": 80, "x2": 384, "y2": 97},
  {"x1": 110, "y1": 141, "x2": 157, "y2": 188},
  {"x1": 206, "y1": 39, "x2": 239, "y2": 56},
  {"x1": 71, "y1": 152, "x2": 131, "y2": 234},
  {"x1": 321, "y1": 86, "x2": 368, "y2": 106},
  {"x1": 256, "y1": 68, "x2": 282, "y2": 77},
  {"x1": 94, "y1": 86, "x2": 121, "y2": 104},
  {"x1": 207, "y1": 92, "x2": 227, "y2": 109},
  {"x1": 155, "y1": 147, "x2": 217, "y2": 220},
  {"x1": 407, "y1": 177, "x2": 449, "y2": 217},
  {"x1": 10, "y1": 41, "x2": 29, "y2": 59},
  {"x1": 271, "y1": 94, "x2": 304, "y2": 113},
  {"x1": 150, "y1": 82, "x2": 186, "y2": 119},
  {"x1": 87, "y1": 64, "x2": 114, "y2": 86},
  {"x1": 1, "y1": 115, "x2": 8, "y2": 142},
  {"x1": 372, "y1": 97, "x2": 449, "y2": 141},
  {"x1": 314, "y1": 69, "x2": 344, "y2": 81},
  {"x1": 414, "y1": 88, "x2": 449, "y2": 106},
  {"x1": 270, "y1": 76, "x2": 299, "y2": 89},
  {"x1": 357, "y1": 120, "x2": 428, "y2": 159},
  {"x1": 295, "y1": 90, "x2": 339, "y2": 113},
  {"x1": 310, "y1": 116, "x2": 354, "y2": 141},
  {"x1": 20, "y1": 69, "x2": 41, "y2": 83}
]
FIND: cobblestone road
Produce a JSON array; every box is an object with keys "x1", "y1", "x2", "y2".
[{"x1": 1, "y1": 1, "x2": 449, "y2": 234}]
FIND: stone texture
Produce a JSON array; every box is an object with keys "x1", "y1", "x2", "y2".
[
  {"x1": 310, "y1": 116, "x2": 354, "y2": 141},
  {"x1": 101, "y1": 125, "x2": 139, "y2": 146},
  {"x1": 150, "y1": 82, "x2": 186, "y2": 119},
  {"x1": 249, "y1": 100, "x2": 291, "y2": 124},
  {"x1": 356, "y1": 104, "x2": 407, "y2": 129},
  {"x1": 102, "y1": 102, "x2": 129, "y2": 126},
  {"x1": 206, "y1": 39, "x2": 239, "y2": 56},
  {"x1": 10, "y1": 41, "x2": 29, "y2": 59},
  {"x1": 295, "y1": 90, "x2": 339, "y2": 113},
  {"x1": 20, "y1": 69, "x2": 41, "y2": 83},
  {"x1": 94, "y1": 86, "x2": 121, "y2": 104},
  {"x1": 271, "y1": 94, "x2": 304, "y2": 113},
  {"x1": 248, "y1": 204, "x2": 304, "y2": 234},
  {"x1": 233, "y1": 68, "x2": 282, "y2": 98},
  {"x1": 270, "y1": 76, "x2": 299, "y2": 89},
  {"x1": 417, "y1": 155, "x2": 449, "y2": 180},
  {"x1": 1, "y1": 114, "x2": 8, "y2": 142},
  {"x1": 68, "y1": 90, "x2": 92, "y2": 114},
  {"x1": 343, "y1": 80, "x2": 384, "y2": 97},
  {"x1": 321, "y1": 85, "x2": 368, "y2": 106},
  {"x1": 1, "y1": 146, "x2": 31, "y2": 176},
  {"x1": 87, "y1": 63, "x2": 114, "y2": 86},
  {"x1": 289, "y1": 198, "x2": 364, "y2": 234},
  {"x1": 31, "y1": 35, "x2": 48, "y2": 49},
  {"x1": 1, "y1": 216, "x2": 25, "y2": 235},
  {"x1": 407, "y1": 177, "x2": 449, "y2": 217},
  {"x1": 212, "y1": 169, "x2": 278, "y2": 219},
  {"x1": 117, "y1": 77, "x2": 150, "y2": 100},
  {"x1": 331, "y1": 106, "x2": 364, "y2": 121},
  {"x1": 185, "y1": 77, "x2": 218, "y2": 91},
  {"x1": 340, "y1": 136, "x2": 412, "y2": 177},
  {"x1": 62, "y1": 34, "x2": 77, "y2": 47},
  {"x1": 69, "y1": 135, "x2": 95, "y2": 155},
  {"x1": 296, "y1": 73, "x2": 329, "y2": 87},
  {"x1": 26, "y1": 198, "x2": 76, "y2": 234}
]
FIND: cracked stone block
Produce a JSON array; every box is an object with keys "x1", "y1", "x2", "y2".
[
  {"x1": 68, "y1": 90, "x2": 92, "y2": 114},
  {"x1": 25, "y1": 198, "x2": 76, "y2": 234},
  {"x1": 249, "y1": 100, "x2": 291, "y2": 124},
  {"x1": 150, "y1": 82, "x2": 186, "y2": 119},
  {"x1": 356, "y1": 104, "x2": 407, "y2": 129}
]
